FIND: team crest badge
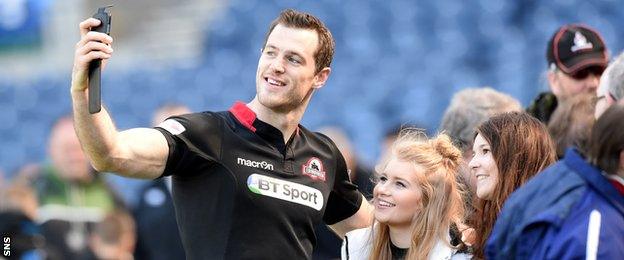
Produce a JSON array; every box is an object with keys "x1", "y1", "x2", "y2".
[{"x1": 302, "y1": 157, "x2": 326, "y2": 181}]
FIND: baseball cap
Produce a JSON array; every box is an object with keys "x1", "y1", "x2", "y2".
[{"x1": 547, "y1": 24, "x2": 608, "y2": 76}]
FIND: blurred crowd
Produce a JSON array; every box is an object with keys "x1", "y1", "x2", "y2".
[
  {"x1": 1, "y1": 104, "x2": 189, "y2": 260},
  {"x1": 1, "y1": 17, "x2": 623, "y2": 260}
]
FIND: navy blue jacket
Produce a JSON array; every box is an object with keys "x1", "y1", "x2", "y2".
[{"x1": 486, "y1": 148, "x2": 624, "y2": 259}]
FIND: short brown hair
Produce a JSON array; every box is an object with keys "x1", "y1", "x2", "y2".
[
  {"x1": 471, "y1": 112, "x2": 557, "y2": 259},
  {"x1": 263, "y1": 9, "x2": 335, "y2": 73},
  {"x1": 588, "y1": 102, "x2": 624, "y2": 175}
]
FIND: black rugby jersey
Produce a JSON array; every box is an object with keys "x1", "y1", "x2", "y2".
[{"x1": 154, "y1": 102, "x2": 363, "y2": 260}]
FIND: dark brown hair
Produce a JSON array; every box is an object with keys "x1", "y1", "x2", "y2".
[
  {"x1": 471, "y1": 112, "x2": 557, "y2": 259},
  {"x1": 263, "y1": 9, "x2": 335, "y2": 73},
  {"x1": 588, "y1": 102, "x2": 624, "y2": 175}
]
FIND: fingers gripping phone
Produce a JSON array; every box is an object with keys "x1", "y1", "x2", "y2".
[{"x1": 88, "y1": 6, "x2": 112, "y2": 114}]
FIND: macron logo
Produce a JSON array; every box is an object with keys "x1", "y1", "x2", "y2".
[{"x1": 237, "y1": 157, "x2": 274, "y2": 171}]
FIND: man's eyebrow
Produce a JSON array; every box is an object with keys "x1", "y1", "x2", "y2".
[{"x1": 285, "y1": 50, "x2": 305, "y2": 59}]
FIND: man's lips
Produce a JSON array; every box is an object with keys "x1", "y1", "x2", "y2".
[{"x1": 265, "y1": 76, "x2": 286, "y2": 87}]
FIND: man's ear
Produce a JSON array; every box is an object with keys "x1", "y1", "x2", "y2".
[
  {"x1": 547, "y1": 71, "x2": 561, "y2": 97},
  {"x1": 312, "y1": 67, "x2": 331, "y2": 89}
]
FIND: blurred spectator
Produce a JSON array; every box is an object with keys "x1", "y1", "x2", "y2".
[
  {"x1": 468, "y1": 112, "x2": 557, "y2": 259},
  {"x1": 487, "y1": 102, "x2": 624, "y2": 259},
  {"x1": 33, "y1": 115, "x2": 121, "y2": 259},
  {"x1": 548, "y1": 93, "x2": 596, "y2": 158},
  {"x1": 133, "y1": 177, "x2": 184, "y2": 260},
  {"x1": 440, "y1": 87, "x2": 522, "y2": 157},
  {"x1": 595, "y1": 51, "x2": 624, "y2": 118},
  {"x1": 0, "y1": 185, "x2": 46, "y2": 259},
  {"x1": 133, "y1": 103, "x2": 189, "y2": 260},
  {"x1": 12, "y1": 163, "x2": 41, "y2": 187},
  {"x1": 89, "y1": 210, "x2": 137, "y2": 260},
  {"x1": 0, "y1": 184, "x2": 38, "y2": 221},
  {"x1": 528, "y1": 24, "x2": 608, "y2": 123}
]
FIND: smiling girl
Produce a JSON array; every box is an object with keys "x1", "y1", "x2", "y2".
[
  {"x1": 468, "y1": 112, "x2": 557, "y2": 259},
  {"x1": 342, "y1": 132, "x2": 469, "y2": 260}
]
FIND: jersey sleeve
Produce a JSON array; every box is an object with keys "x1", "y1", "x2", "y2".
[
  {"x1": 154, "y1": 112, "x2": 222, "y2": 178},
  {"x1": 321, "y1": 138, "x2": 363, "y2": 225}
]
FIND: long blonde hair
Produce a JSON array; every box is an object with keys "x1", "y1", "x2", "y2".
[{"x1": 369, "y1": 131, "x2": 465, "y2": 260}]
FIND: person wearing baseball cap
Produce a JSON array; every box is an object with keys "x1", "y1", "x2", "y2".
[{"x1": 528, "y1": 24, "x2": 609, "y2": 123}]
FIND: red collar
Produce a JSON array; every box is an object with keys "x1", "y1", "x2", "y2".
[
  {"x1": 227, "y1": 101, "x2": 301, "y2": 136},
  {"x1": 228, "y1": 101, "x2": 256, "y2": 132},
  {"x1": 607, "y1": 175, "x2": 624, "y2": 196}
]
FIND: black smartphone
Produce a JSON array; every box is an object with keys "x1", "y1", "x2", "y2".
[{"x1": 88, "y1": 6, "x2": 112, "y2": 114}]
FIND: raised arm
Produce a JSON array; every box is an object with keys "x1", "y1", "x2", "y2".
[{"x1": 71, "y1": 18, "x2": 168, "y2": 179}]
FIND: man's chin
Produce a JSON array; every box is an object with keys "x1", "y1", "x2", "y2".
[{"x1": 258, "y1": 97, "x2": 296, "y2": 112}]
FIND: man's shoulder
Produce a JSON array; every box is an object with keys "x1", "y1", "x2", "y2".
[
  {"x1": 171, "y1": 110, "x2": 228, "y2": 123},
  {"x1": 304, "y1": 127, "x2": 338, "y2": 150},
  {"x1": 157, "y1": 110, "x2": 230, "y2": 134}
]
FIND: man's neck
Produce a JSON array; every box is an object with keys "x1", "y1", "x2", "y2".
[{"x1": 247, "y1": 99, "x2": 306, "y2": 143}]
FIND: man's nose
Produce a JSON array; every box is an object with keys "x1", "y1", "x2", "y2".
[{"x1": 269, "y1": 58, "x2": 285, "y2": 73}]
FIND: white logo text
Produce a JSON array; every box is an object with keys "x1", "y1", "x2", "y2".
[
  {"x1": 247, "y1": 174, "x2": 324, "y2": 210},
  {"x1": 237, "y1": 157, "x2": 274, "y2": 171}
]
